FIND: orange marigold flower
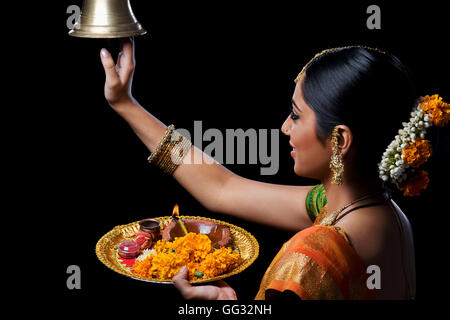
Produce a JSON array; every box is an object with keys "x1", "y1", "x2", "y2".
[
  {"x1": 132, "y1": 232, "x2": 241, "y2": 281},
  {"x1": 399, "y1": 170, "x2": 429, "y2": 196},
  {"x1": 402, "y1": 138, "x2": 432, "y2": 167},
  {"x1": 420, "y1": 94, "x2": 450, "y2": 127}
]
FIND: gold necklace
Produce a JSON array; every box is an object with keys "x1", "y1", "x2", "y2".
[{"x1": 319, "y1": 191, "x2": 384, "y2": 226}]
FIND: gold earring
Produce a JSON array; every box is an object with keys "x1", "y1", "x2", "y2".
[{"x1": 330, "y1": 126, "x2": 344, "y2": 185}]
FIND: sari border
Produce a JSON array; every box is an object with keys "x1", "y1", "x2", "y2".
[
  {"x1": 256, "y1": 225, "x2": 374, "y2": 300},
  {"x1": 267, "y1": 279, "x2": 311, "y2": 300}
]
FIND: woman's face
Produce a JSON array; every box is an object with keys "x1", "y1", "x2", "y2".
[{"x1": 281, "y1": 77, "x2": 331, "y2": 179}]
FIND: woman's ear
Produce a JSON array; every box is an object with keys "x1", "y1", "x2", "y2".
[{"x1": 335, "y1": 125, "x2": 353, "y2": 158}]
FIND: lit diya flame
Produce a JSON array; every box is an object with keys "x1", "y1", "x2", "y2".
[{"x1": 172, "y1": 204, "x2": 188, "y2": 235}]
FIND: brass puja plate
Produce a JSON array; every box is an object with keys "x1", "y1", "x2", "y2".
[{"x1": 96, "y1": 216, "x2": 259, "y2": 284}]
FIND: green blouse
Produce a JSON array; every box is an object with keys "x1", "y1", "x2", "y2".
[{"x1": 305, "y1": 184, "x2": 327, "y2": 223}]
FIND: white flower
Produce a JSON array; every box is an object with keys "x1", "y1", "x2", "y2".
[
  {"x1": 378, "y1": 97, "x2": 436, "y2": 185},
  {"x1": 136, "y1": 249, "x2": 155, "y2": 261}
]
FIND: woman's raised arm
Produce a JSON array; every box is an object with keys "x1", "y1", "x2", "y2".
[{"x1": 99, "y1": 38, "x2": 313, "y2": 231}]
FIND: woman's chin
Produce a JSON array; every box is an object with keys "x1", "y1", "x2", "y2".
[
  {"x1": 293, "y1": 163, "x2": 302, "y2": 176},
  {"x1": 293, "y1": 163, "x2": 313, "y2": 178}
]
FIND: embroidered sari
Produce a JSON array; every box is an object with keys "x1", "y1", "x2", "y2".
[{"x1": 255, "y1": 185, "x2": 375, "y2": 300}]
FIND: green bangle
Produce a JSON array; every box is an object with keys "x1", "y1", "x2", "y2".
[{"x1": 305, "y1": 184, "x2": 327, "y2": 222}]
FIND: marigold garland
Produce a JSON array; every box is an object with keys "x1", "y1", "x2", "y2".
[
  {"x1": 402, "y1": 138, "x2": 432, "y2": 168},
  {"x1": 420, "y1": 94, "x2": 450, "y2": 127},
  {"x1": 133, "y1": 232, "x2": 242, "y2": 280},
  {"x1": 378, "y1": 94, "x2": 448, "y2": 196},
  {"x1": 398, "y1": 170, "x2": 430, "y2": 197}
]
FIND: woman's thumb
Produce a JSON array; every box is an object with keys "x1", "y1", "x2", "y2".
[
  {"x1": 174, "y1": 265, "x2": 188, "y2": 280},
  {"x1": 173, "y1": 266, "x2": 193, "y2": 298}
]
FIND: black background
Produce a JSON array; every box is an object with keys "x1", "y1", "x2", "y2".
[{"x1": 34, "y1": 0, "x2": 449, "y2": 315}]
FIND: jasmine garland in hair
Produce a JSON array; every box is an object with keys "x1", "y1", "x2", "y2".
[{"x1": 378, "y1": 94, "x2": 449, "y2": 196}]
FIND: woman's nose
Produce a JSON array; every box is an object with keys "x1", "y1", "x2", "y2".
[{"x1": 281, "y1": 117, "x2": 291, "y2": 136}]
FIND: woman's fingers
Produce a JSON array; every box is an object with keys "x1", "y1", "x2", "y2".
[
  {"x1": 214, "y1": 280, "x2": 231, "y2": 288},
  {"x1": 173, "y1": 266, "x2": 194, "y2": 299},
  {"x1": 100, "y1": 48, "x2": 120, "y2": 88},
  {"x1": 100, "y1": 38, "x2": 136, "y2": 106},
  {"x1": 118, "y1": 37, "x2": 135, "y2": 78},
  {"x1": 211, "y1": 280, "x2": 237, "y2": 299},
  {"x1": 173, "y1": 266, "x2": 232, "y2": 300},
  {"x1": 172, "y1": 266, "x2": 218, "y2": 299}
]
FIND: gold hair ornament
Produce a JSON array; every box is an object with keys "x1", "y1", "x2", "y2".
[{"x1": 294, "y1": 46, "x2": 386, "y2": 83}]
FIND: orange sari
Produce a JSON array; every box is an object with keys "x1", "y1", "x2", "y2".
[{"x1": 254, "y1": 225, "x2": 375, "y2": 300}]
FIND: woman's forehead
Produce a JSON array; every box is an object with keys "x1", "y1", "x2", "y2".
[{"x1": 293, "y1": 77, "x2": 307, "y2": 110}]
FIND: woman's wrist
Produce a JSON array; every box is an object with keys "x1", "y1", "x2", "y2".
[{"x1": 110, "y1": 96, "x2": 138, "y2": 114}]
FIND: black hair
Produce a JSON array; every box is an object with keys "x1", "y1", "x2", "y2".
[{"x1": 302, "y1": 46, "x2": 415, "y2": 180}]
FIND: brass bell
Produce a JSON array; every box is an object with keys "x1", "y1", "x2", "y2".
[{"x1": 69, "y1": 0, "x2": 146, "y2": 38}]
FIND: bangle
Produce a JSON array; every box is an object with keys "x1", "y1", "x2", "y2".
[
  {"x1": 159, "y1": 131, "x2": 192, "y2": 175},
  {"x1": 148, "y1": 125, "x2": 175, "y2": 164},
  {"x1": 147, "y1": 125, "x2": 192, "y2": 175},
  {"x1": 162, "y1": 131, "x2": 192, "y2": 174}
]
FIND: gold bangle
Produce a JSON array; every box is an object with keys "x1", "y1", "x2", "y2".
[
  {"x1": 158, "y1": 141, "x2": 177, "y2": 171},
  {"x1": 158, "y1": 135, "x2": 180, "y2": 167},
  {"x1": 154, "y1": 139, "x2": 174, "y2": 167},
  {"x1": 170, "y1": 132, "x2": 192, "y2": 165},
  {"x1": 148, "y1": 125, "x2": 175, "y2": 164},
  {"x1": 160, "y1": 131, "x2": 192, "y2": 175},
  {"x1": 147, "y1": 125, "x2": 192, "y2": 175}
]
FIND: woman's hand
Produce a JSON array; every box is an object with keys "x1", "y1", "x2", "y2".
[
  {"x1": 172, "y1": 266, "x2": 238, "y2": 300},
  {"x1": 100, "y1": 37, "x2": 136, "y2": 108}
]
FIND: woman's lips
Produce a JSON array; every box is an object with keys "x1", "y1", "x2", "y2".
[{"x1": 289, "y1": 141, "x2": 296, "y2": 158}]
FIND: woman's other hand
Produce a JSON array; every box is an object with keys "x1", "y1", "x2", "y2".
[
  {"x1": 100, "y1": 37, "x2": 135, "y2": 108},
  {"x1": 172, "y1": 266, "x2": 238, "y2": 300}
]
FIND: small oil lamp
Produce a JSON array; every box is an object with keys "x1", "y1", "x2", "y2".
[{"x1": 172, "y1": 204, "x2": 188, "y2": 235}]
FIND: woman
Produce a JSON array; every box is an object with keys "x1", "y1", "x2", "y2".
[{"x1": 99, "y1": 38, "x2": 417, "y2": 299}]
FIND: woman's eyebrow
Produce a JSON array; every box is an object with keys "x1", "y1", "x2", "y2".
[{"x1": 292, "y1": 99, "x2": 302, "y2": 112}]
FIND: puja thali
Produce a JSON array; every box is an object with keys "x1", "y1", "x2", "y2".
[{"x1": 96, "y1": 216, "x2": 259, "y2": 284}]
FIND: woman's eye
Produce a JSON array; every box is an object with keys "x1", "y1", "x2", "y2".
[{"x1": 290, "y1": 110, "x2": 299, "y2": 120}]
